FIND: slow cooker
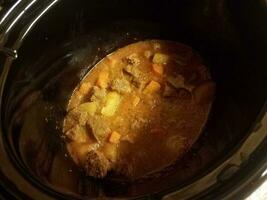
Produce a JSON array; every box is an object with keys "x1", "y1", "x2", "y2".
[{"x1": 0, "y1": 0, "x2": 267, "y2": 199}]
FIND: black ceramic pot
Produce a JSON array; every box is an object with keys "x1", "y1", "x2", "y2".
[{"x1": 0, "y1": 0, "x2": 267, "y2": 199}]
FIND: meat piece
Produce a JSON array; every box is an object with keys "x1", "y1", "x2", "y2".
[
  {"x1": 163, "y1": 84, "x2": 176, "y2": 97},
  {"x1": 86, "y1": 117, "x2": 111, "y2": 141},
  {"x1": 65, "y1": 125, "x2": 88, "y2": 143},
  {"x1": 167, "y1": 75, "x2": 185, "y2": 89},
  {"x1": 84, "y1": 150, "x2": 110, "y2": 178},
  {"x1": 111, "y1": 78, "x2": 132, "y2": 94},
  {"x1": 177, "y1": 88, "x2": 192, "y2": 100},
  {"x1": 124, "y1": 53, "x2": 140, "y2": 66},
  {"x1": 124, "y1": 65, "x2": 142, "y2": 79},
  {"x1": 63, "y1": 109, "x2": 88, "y2": 132},
  {"x1": 91, "y1": 86, "x2": 107, "y2": 102},
  {"x1": 123, "y1": 64, "x2": 148, "y2": 90}
]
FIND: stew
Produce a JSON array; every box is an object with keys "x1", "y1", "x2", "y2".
[{"x1": 63, "y1": 40, "x2": 215, "y2": 180}]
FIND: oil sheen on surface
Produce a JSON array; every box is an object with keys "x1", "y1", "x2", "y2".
[{"x1": 63, "y1": 40, "x2": 215, "y2": 180}]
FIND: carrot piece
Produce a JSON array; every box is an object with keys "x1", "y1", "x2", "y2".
[
  {"x1": 97, "y1": 70, "x2": 109, "y2": 88},
  {"x1": 144, "y1": 80, "x2": 161, "y2": 94},
  {"x1": 79, "y1": 82, "x2": 92, "y2": 95},
  {"x1": 109, "y1": 131, "x2": 121, "y2": 144},
  {"x1": 152, "y1": 64, "x2": 164, "y2": 75},
  {"x1": 132, "y1": 95, "x2": 140, "y2": 107}
]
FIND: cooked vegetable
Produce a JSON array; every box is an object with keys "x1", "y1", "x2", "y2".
[
  {"x1": 101, "y1": 92, "x2": 121, "y2": 117},
  {"x1": 109, "y1": 131, "x2": 121, "y2": 144},
  {"x1": 97, "y1": 70, "x2": 109, "y2": 88},
  {"x1": 152, "y1": 64, "x2": 164, "y2": 75},
  {"x1": 144, "y1": 80, "x2": 161, "y2": 94},
  {"x1": 77, "y1": 102, "x2": 98, "y2": 116},
  {"x1": 132, "y1": 95, "x2": 140, "y2": 106},
  {"x1": 79, "y1": 82, "x2": 92, "y2": 95},
  {"x1": 153, "y1": 53, "x2": 170, "y2": 65}
]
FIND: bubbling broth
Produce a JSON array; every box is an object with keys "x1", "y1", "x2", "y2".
[{"x1": 63, "y1": 40, "x2": 215, "y2": 180}]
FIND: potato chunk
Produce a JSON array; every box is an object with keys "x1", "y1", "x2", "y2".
[
  {"x1": 144, "y1": 80, "x2": 161, "y2": 94},
  {"x1": 77, "y1": 102, "x2": 98, "y2": 116},
  {"x1": 153, "y1": 53, "x2": 170, "y2": 65},
  {"x1": 101, "y1": 92, "x2": 121, "y2": 117}
]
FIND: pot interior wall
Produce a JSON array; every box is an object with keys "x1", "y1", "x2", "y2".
[{"x1": 1, "y1": 0, "x2": 267, "y2": 198}]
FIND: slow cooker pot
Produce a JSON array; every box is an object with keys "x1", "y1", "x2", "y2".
[{"x1": 0, "y1": 0, "x2": 267, "y2": 199}]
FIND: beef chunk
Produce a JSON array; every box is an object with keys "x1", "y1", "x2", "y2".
[
  {"x1": 84, "y1": 150, "x2": 110, "y2": 178},
  {"x1": 111, "y1": 78, "x2": 132, "y2": 94}
]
